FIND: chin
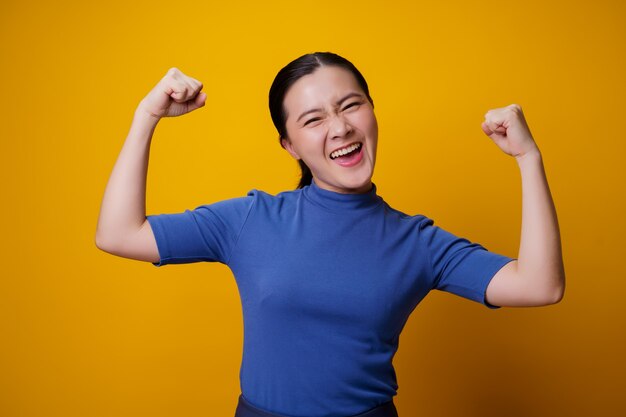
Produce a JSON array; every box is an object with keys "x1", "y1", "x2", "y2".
[
  {"x1": 314, "y1": 162, "x2": 375, "y2": 193},
  {"x1": 337, "y1": 175, "x2": 373, "y2": 193}
]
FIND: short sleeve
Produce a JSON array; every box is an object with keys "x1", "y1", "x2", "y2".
[
  {"x1": 146, "y1": 192, "x2": 256, "y2": 267},
  {"x1": 419, "y1": 216, "x2": 516, "y2": 309}
]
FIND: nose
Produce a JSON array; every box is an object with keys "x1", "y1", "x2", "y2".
[{"x1": 329, "y1": 113, "x2": 353, "y2": 139}]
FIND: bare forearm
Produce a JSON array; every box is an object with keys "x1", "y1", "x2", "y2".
[
  {"x1": 515, "y1": 149, "x2": 565, "y2": 301},
  {"x1": 96, "y1": 109, "x2": 159, "y2": 246}
]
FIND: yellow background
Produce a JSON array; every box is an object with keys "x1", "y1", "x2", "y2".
[{"x1": 1, "y1": 0, "x2": 624, "y2": 416}]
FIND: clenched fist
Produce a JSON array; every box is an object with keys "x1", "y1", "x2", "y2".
[
  {"x1": 481, "y1": 104, "x2": 539, "y2": 159},
  {"x1": 137, "y1": 67, "x2": 207, "y2": 119}
]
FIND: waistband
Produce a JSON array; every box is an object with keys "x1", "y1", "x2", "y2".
[{"x1": 234, "y1": 394, "x2": 399, "y2": 417}]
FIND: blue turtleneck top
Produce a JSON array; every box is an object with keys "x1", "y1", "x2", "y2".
[{"x1": 146, "y1": 179, "x2": 515, "y2": 417}]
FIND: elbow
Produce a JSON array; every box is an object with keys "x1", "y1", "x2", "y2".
[
  {"x1": 95, "y1": 231, "x2": 117, "y2": 254},
  {"x1": 95, "y1": 233, "x2": 109, "y2": 252},
  {"x1": 552, "y1": 282, "x2": 566, "y2": 304},
  {"x1": 540, "y1": 276, "x2": 566, "y2": 306},
  {"x1": 544, "y1": 288, "x2": 564, "y2": 306},
  {"x1": 551, "y1": 269, "x2": 566, "y2": 304},
  {"x1": 95, "y1": 222, "x2": 108, "y2": 251},
  {"x1": 519, "y1": 265, "x2": 565, "y2": 306}
]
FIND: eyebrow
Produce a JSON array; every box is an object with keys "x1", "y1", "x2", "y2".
[{"x1": 296, "y1": 92, "x2": 364, "y2": 123}]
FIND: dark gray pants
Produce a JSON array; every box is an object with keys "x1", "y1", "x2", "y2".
[{"x1": 234, "y1": 394, "x2": 399, "y2": 417}]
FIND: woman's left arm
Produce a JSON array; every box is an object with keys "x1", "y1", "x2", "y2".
[{"x1": 481, "y1": 104, "x2": 565, "y2": 307}]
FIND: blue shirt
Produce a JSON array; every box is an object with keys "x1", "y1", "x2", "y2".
[{"x1": 146, "y1": 180, "x2": 515, "y2": 417}]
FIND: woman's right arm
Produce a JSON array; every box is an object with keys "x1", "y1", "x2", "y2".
[{"x1": 95, "y1": 68, "x2": 206, "y2": 263}]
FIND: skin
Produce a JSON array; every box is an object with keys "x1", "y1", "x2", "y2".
[
  {"x1": 96, "y1": 65, "x2": 565, "y2": 308},
  {"x1": 480, "y1": 104, "x2": 565, "y2": 306},
  {"x1": 95, "y1": 67, "x2": 205, "y2": 263},
  {"x1": 279, "y1": 67, "x2": 564, "y2": 306},
  {"x1": 280, "y1": 66, "x2": 378, "y2": 194}
]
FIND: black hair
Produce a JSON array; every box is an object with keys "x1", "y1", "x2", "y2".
[{"x1": 268, "y1": 52, "x2": 374, "y2": 189}]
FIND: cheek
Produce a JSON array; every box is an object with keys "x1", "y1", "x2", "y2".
[
  {"x1": 351, "y1": 110, "x2": 378, "y2": 137},
  {"x1": 290, "y1": 131, "x2": 326, "y2": 160}
]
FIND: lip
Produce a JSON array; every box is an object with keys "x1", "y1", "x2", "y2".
[
  {"x1": 331, "y1": 142, "x2": 364, "y2": 167},
  {"x1": 328, "y1": 141, "x2": 362, "y2": 159}
]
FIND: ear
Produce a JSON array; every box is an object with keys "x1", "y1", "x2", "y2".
[{"x1": 281, "y1": 137, "x2": 301, "y2": 160}]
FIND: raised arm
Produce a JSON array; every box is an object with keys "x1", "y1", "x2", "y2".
[
  {"x1": 95, "y1": 67, "x2": 206, "y2": 262},
  {"x1": 481, "y1": 104, "x2": 565, "y2": 307}
]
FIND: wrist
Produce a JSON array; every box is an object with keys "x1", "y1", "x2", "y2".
[
  {"x1": 515, "y1": 147, "x2": 542, "y2": 167},
  {"x1": 133, "y1": 105, "x2": 161, "y2": 127}
]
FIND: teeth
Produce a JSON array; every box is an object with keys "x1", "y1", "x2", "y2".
[{"x1": 330, "y1": 142, "x2": 362, "y2": 159}]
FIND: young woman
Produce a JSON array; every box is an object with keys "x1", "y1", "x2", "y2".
[{"x1": 96, "y1": 52, "x2": 565, "y2": 417}]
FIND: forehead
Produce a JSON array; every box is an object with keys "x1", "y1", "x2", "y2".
[{"x1": 283, "y1": 66, "x2": 363, "y2": 114}]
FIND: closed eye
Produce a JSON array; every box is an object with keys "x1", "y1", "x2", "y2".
[
  {"x1": 342, "y1": 101, "x2": 362, "y2": 111},
  {"x1": 304, "y1": 117, "x2": 321, "y2": 126},
  {"x1": 304, "y1": 101, "x2": 362, "y2": 126}
]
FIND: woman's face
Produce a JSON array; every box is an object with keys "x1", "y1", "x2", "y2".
[{"x1": 281, "y1": 66, "x2": 378, "y2": 194}]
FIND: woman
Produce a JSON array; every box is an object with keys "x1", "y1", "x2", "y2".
[{"x1": 96, "y1": 52, "x2": 565, "y2": 417}]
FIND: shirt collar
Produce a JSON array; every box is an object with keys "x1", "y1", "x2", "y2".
[{"x1": 302, "y1": 178, "x2": 383, "y2": 212}]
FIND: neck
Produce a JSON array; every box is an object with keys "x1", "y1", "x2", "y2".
[
  {"x1": 304, "y1": 178, "x2": 382, "y2": 213},
  {"x1": 311, "y1": 178, "x2": 373, "y2": 194}
]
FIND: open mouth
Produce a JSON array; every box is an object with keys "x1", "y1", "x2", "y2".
[
  {"x1": 329, "y1": 142, "x2": 362, "y2": 160},
  {"x1": 329, "y1": 142, "x2": 364, "y2": 167}
]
